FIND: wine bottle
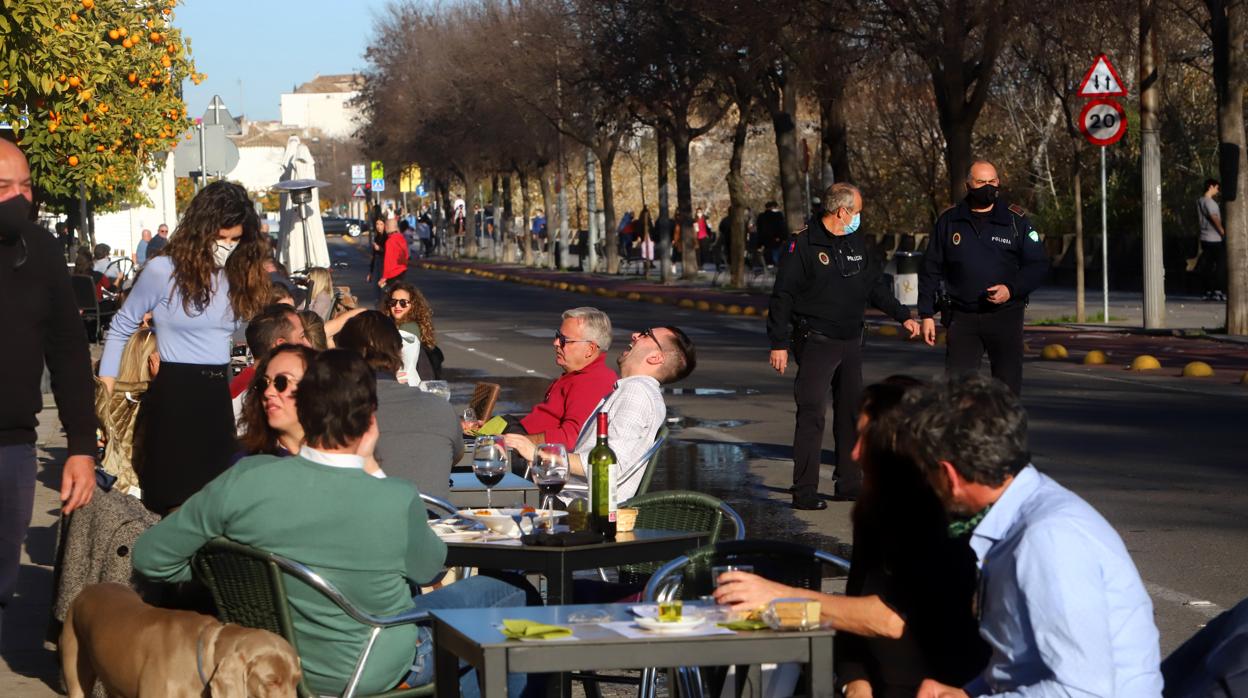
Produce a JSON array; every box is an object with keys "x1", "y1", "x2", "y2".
[{"x1": 588, "y1": 412, "x2": 618, "y2": 538}]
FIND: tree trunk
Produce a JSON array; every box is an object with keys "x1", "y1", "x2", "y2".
[
  {"x1": 539, "y1": 165, "x2": 554, "y2": 268},
  {"x1": 772, "y1": 82, "x2": 806, "y2": 234},
  {"x1": 819, "y1": 80, "x2": 852, "y2": 187},
  {"x1": 726, "y1": 108, "x2": 751, "y2": 288},
  {"x1": 586, "y1": 149, "x2": 598, "y2": 273},
  {"x1": 520, "y1": 170, "x2": 534, "y2": 266},
  {"x1": 658, "y1": 130, "x2": 673, "y2": 284},
  {"x1": 1073, "y1": 146, "x2": 1086, "y2": 323},
  {"x1": 600, "y1": 147, "x2": 619, "y2": 274},
  {"x1": 465, "y1": 171, "x2": 479, "y2": 258},
  {"x1": 673, "y1": 127, "x2": 698, "y2": 281},
  {"x1": 1140, "y1": 0, "x2": 1167, "y2": 328},
  {"x1": 491, "y1": 175, "x2": 503, "y2": 262},
  {"x1": 943, "y1": 120, "x2": 973, "y2": 205},
  {"x1": 502, "y1": 174, "x2": 514, "y2": 264},
  {"x1": 1210, "y1": 0, "x2": 1248, "y2": 333}
]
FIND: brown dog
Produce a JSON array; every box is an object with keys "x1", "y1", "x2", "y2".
[{"x1": 61, "y1": 583, "x2": 301, "y2": 698}]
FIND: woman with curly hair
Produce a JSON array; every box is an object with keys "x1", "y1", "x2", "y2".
[
  {"x1": 236, "y1": 344, "x2": 319, "y2": 458},
  {"x1": 380, "y1": 281, "x2": 442, "y2": 380},
  {"x1": 99, "y1": 181, "x2": 270, "y2": 515}
]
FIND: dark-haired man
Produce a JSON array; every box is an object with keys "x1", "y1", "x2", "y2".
[
  {"x1": 905, "y1": 376, "x2": 1163, "y2": 698},
  {"x1": 506, "y1": 325, "x2": 696, "y2": 503},
  {"x1": 135, "y1": 350, "x2": 529, "y2": 696},
  {"x1": 1196, "y1": 178, "x2": 1227, "y2": 301}
]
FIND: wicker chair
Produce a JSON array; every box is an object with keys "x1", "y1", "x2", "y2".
[
  {"x1": 616, "y1": 490, "x2": 744, "y2": 587},
  {"x1": 468, "y1": 382, "x2": 500, "y2": 422},
  {"x1": 192, "y1": 538, "x2": 435, "y2": 698},
  {"x1": 632, "y1": 426, "x2": 669, "y2": 497}
]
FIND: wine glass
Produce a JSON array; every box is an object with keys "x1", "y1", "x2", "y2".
[
  {"x1": 472, "y1": 435, "x2": 509, "y2": 509},
  {"x1": 421, "y1": 380, "x2": 451, "y2": 401},
  {"x1": 462, "y1": 406, "x2": 478, "y2": 424},
  {"x1": 532, "y1": 444, "x2": 569, "y2": 525}
]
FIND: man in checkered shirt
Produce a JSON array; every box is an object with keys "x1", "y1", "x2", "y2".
[{"x1": 506, "y1": 326, "x2": 696, "y2": 503}]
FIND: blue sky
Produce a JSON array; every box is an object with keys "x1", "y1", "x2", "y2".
[{"x1": 177, "y1": 0, "x2": 390, "y2": 122}]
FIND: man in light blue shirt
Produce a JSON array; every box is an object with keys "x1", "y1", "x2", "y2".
[{"x1": 905, "y1": 376, "x2": 1164, "y2": 698}]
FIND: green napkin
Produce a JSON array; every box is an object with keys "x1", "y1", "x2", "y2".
[
  {"x1": 718, "y1": 618, "x2": 769, "y2": 631},
  {"x1": 501, "y1": 619, "x2": 573, "y2": 640},
  {"x1": 475, "y1": 416, "x2": 509, "y2": 436}
]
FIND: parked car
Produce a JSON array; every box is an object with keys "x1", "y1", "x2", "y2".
[{"x1": 322, "y1": 215, "x2": 365, "y2": 237}]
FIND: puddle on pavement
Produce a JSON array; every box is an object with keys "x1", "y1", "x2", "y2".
[
  {"x1": 668, "y1": 416, "x2": 754, "y2": 430},
  {"x1": 664, "y1": 387, "x2": 760, "y2": 396}
]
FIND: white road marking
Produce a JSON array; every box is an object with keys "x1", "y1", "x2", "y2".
[
  {"x1": 1144, "y1": 582, "x2": 1225, "y2": 619},
  {"x1": 440, "y1": 339, "x2": 552, "y2": 379},
  {"x1": 444, "y1": 331, "x2": 495, "y2": 342}
]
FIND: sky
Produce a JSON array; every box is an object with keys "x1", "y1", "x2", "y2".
[{"x1": 177, "y1": 0, "x2": 391, "y2": 123}]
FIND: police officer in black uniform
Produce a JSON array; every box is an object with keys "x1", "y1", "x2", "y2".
[
  {"x1": 768, "y1": 183, "x2": 919, "y2": 509},
  {"x1": 918, "y1": 160, "x2": 1049, "y2": 395}
]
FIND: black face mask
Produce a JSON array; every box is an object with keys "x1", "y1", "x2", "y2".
[
  {"x1": 0, "y1": 194, "x2": 31, "y2": 242},
  {"x1": 965, "y1": 184, "x2": 999, "y2": 209}
]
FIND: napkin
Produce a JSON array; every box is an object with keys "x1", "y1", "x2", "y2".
[
  {"x1": 718, "y1": 618, "x2": 769, "y2": 631},
  {"x1": 519, "y1": 530, "x2": 604, "y2": 547},
  {"x1": 501, "y1": 619, "x2": 573, "y2": 640},
  {"x1": 474, "y1": 416, "x2": 509, "y2": 436}
]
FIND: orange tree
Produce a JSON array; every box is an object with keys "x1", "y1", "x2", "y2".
[{"x1": 0, "y1": 0, "x2": 199, "y2": 213}]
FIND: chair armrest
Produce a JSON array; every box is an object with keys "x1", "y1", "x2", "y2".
[{"x1": 370, "y1": 607, "x2": 432, "y2": 629}]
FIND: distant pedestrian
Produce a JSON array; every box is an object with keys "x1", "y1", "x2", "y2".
[
  {"x1": 756, "y1": 201, "x2": 788, "y2": 265},
  {"x1": 1195, "y1": 178, "x2": 1227, "y2": 301},
  {"x1": 918, "y1": 160, "x2": 1048, "y2": 395},
  {"x1": 366, "y1": 217, "x2": 385, "y2": 283},
  {"x1": 694, "y1": 207, "x2": 711, "y2": 269},
  {"x1": 135, "y1": 229, "x2": 152, "y2": 265},
  {"x1": 0, "y1": 140, "x2": 97, "y2": 634},
  {"x1": 379, "y1": 219, "x2": 410, "y2": 287},
  {"x1": 146, "y1": 223, "x2": 169, "y2": 257}
]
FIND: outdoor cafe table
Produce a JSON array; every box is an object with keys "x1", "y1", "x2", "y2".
[
  {"x1": 442, "y1": 529, "x2": 707, "y2": 605},
  {"x1": 448, "y1": 472, "x2": 538, "y2": 508},
  {"x1": 430, "y1": 603, "x2": 837, "y2": 698}
]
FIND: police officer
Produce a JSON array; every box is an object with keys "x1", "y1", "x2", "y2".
[
  {"x1": 918, "y1": 160, "x2": 1049, "y2": 395},
  {"x1": 768, "y1": 183, "x2": 919, "y2": 509}
]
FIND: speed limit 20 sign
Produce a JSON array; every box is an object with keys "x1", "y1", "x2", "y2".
[{"x1": 1080, "y1": 99, "x2": 1128, "y2": 146}]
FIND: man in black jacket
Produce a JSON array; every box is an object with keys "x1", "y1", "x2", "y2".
[
  {"x1": 0, "y1": 139, "x2": 97, "y2": 633},
  {"x1": 767, "y1": 183, "x2": 919, "y2": 508}
]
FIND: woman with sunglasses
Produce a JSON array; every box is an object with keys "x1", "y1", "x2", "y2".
[
  {"x1": 100, "y1": 181, "x2": 270, "y2": 515},
  {"x1": 237, "y1": 345, "x2": 320, "y2": 458},
  {"x1": 380, "y1": 281, "x2": 441, "y2": 380}
]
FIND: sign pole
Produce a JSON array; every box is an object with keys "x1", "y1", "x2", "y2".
[{"x1": 1101, "y1": 145, "x2": 1109, "y2": 324}]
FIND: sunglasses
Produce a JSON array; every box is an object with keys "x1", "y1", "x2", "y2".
[
  {"x1": 640, "y1": 328, "x2": 668, "y2": 353},
  {"x1": 255, "y1": 374, "x2": 298, "y2": 394},
  {"x1": 386, "y1": 298, "x2": 411, "y2": 308},
  {"x1": 554, "y1": 331, "x2": 595, "y2": 348}
]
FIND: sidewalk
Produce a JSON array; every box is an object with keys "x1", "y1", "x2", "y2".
[{"x1": 414, "y1": 256, "x2": 1248, "y2": 379}]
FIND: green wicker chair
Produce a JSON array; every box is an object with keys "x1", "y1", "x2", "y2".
[
  {"x1": 633, "y1": 425, "x2": 669, "y2": 496},
  {"x1": 638, "y1": 540, "x2": 851, "y2": 698},
  {"x1": 615, "y1": 490, "x2": 745, "y2": 587},
  {"x1": 192, "y1": 538, "x2": 435, "y2": 698}
]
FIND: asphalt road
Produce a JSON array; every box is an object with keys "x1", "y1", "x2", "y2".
[{"x1": 331, "y1": 237, "x2": 1248, "y2": 655}]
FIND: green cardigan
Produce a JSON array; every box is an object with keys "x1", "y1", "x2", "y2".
[{"x1": 133, "y1": 453, "x2": 447, "y2": 694}]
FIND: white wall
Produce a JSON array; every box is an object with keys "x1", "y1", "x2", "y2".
[
  {"x1": 92, "y1": 152, "x2": 178, "y2": 260},
  {"x1": 227, "y1": 145, "x2": 286, "y2": 193},
  {"x1": 279, "y1": 91, "x2": 362, "y2": 140}
]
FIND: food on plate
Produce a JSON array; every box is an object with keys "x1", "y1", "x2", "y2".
[{"x1": 768, "y1": 599, "x2": 821, "y2": 629}]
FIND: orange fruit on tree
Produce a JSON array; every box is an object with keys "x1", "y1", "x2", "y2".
[
  {"x1": 82, "y1": 0, "x2": 93, "y2": 9},
  {"x1": 162, "y1": 7, "x2": 171, "y2": 15},
  {"x1": 118, "y1": 27, "x2": 128, "y2": 37},
  {"x1": 67, "y1": 76, "x2": 80, "y2": 87},
  {"x1": 70, "y1": 13, "x2": 79, "y2": 22},
  {"x1": 122, "y1": 38, "x2": 133, "y2": 49},
  {"x1": 128, "y1": 72, "x2": 137, "y2": 83},
  {"x1": 161, "y1": 55, "x2": 171, "y2": 67},
  {"x1": 58, "y1": 74, "x2": 67, "y2": 82},
  {"x1": 150, "y1": 32, "x2": 162, "y2": 43},
  {"x1": 68, "y1": 156, "x2": 79, "y2": 166},
  {"x1": 96, "y1": 145, "x2": 105, "y2": 152},
  {"x1": 108, "y1": 29, "x2": 119, "y2": 40},
  {"x1": 48, "y1": 122, "x2": 58, "y2": 133}
]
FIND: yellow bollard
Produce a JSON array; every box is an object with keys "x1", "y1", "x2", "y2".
[
  {"x1": 1182, "y1": 361, "x2": 1214, "y2": 378},
  {"x1": 1040, "y1": 344, "x2": 1069, "y2": 360},
  {"x1": 1129, "y1": 355, "x2": 1162, "y2": 371},
  {"x1": 1082, "y1": 350, "x2": 1108, "y2": 365}
]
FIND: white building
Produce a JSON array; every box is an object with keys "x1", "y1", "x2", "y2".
[
  {"x1": 92, "y1": 152, "x2": 178, "y2": 260},
  {"x1": 279, "y1": 74, "x2": 363, "y2": 140},
  {"x1": 226, "y1": 122, "x2": 307, "y2": 193}
]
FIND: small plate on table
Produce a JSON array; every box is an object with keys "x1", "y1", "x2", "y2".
[
  {"x1": 458, "y1": 509, "x2": 568, "y2": 537},
  {"x1": 634, "y1": 615, "x2": 706, "y2": 634}
]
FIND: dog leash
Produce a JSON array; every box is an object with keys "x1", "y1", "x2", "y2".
[{"x1": 197, "y1": 621, "x2": 226, "y2": 688}]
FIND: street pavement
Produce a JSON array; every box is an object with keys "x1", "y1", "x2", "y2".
[{"x1": 2, "y1": 236, "x2": 1245, "y2": 696}]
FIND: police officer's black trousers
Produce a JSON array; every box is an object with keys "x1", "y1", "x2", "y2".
[
  {"x1": 946, "y1": 305, "x2": 1024, "y2": 395},
  {"x1": 792, "y1": 332, "x2": 862, "y2": 497}
]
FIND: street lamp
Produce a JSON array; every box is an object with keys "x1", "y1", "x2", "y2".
[{"x1": 272, "y1": 178, "x2": 329, "y2": 274}]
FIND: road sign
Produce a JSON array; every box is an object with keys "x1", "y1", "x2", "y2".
[
  {"x1": 200, "y1": 95, "x2": 242, "y2": 135},
  {"x1": 370, "y1": 160, "x2": 384, "y2": 180},
  {"x1": 1079, "y1": 99, "x2": 1128, "y2": 146},
  {"x1": 352, "y1": 184, "x2": 366, "y2": 198},
  {"x1": 372, "y1": 177, "x2": 386, "y2": 192},
  {"x1": 400, "y1": 165, "x2": 421, "y2": 193},
  {"x1": 351, "y1": 164, "x2": 366, "y2": 184},
  {"x1": 173, "y1": 124, "x2": 240, "y2": 177},
  {"x1": 1078, "y1": 54, "x2": 1127, "y2": 97}
]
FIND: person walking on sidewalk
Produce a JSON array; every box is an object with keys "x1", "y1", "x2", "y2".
[
  {"x1": 767, "y1": 182, "x2": 919, "y2": 508},
  {"x1": 0, "y1": 140, "x2": 97, "y2": 635},
  {"x1": 1196, "y1": 178, "x2": 1227, "y2": 301},
  {"x1": 917, "y1": 160, "x2": 1049, "y2": 395}
]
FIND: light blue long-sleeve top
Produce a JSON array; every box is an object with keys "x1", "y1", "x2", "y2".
[
  {"x1": 100, "y1": 255, "x2": 238, "y2": 377},
  {"x1": 965, "y1": 465, "x2": 1164, "y2": 697}
]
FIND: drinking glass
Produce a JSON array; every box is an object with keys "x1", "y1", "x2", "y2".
[
  {"x1": 461, "y1": 406, "x2": 478, "y2": 424},
  {"x1": 532, "y1": 444, "x2": 569, "y2": 523},
  {"x1": 712, "y1": 564, "x2": 755, "y2": 589},
  {"x1": 421, "y1": 380, "x2": 451, "y2": 401},
  {"x1": 472, "y1": 435, "x2": 509, "y2": 509}
]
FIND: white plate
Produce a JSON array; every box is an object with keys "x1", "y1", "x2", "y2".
[
  {"x1": 458, "y1": 509, "x2": 568, "y2": 537},
  {"x1": 634, "y1": 615, "x2": 706, "y2": 633},
  {"x1": 436, "y1": 531, "x2": 483, "y2": 542}
]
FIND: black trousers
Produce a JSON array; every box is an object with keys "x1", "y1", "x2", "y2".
[
  {"x1": 0, "y1": 443, "x2": 36, "y2": 621},
  {"x1": 946, "y1": 304, "x2": 1025, "y2": 395},
  {"x1": 136, "y1": 363, "x2": 237, "y2": 516},
  {"x1": 1198, "y1": 239, "x2": 1226, "y2": 294},
  {"x1": 792, "y1": 332, "x2": 863, "y2": 497}
]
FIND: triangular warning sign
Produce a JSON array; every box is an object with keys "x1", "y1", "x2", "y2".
[
  {"x1": 1078, "y1": 54, "x2": 1127, "y2": 97},
  {"x1": 352, "y1": 184, "x2": 366, "y2": 198}
]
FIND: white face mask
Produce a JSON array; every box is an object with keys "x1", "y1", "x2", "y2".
[{"x1": 213, "y1": 240, "x2": 239, "y2": 268}]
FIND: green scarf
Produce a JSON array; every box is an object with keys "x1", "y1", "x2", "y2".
[{"x1": 947, "y1": 504, "x2": 992, "y2": 539}]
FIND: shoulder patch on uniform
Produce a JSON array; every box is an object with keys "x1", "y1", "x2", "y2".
[
  {"x1": 1008, "y1": 203, "x2": 1027, "y2": 217},
  {"x1": 1028, "y1": 230, "x2": 1040, "y2": 242},
  {"x1": 788, "y1": 239, "x2": 797, "y2": 254}
]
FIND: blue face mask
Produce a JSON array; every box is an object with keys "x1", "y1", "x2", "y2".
[{"x1": 844, "y1": 212, "x2": 861, "y2": 235}]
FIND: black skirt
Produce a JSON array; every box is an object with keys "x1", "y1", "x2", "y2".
[{"x1": 135, "y1": 362, "x2": 237, "y2": 516}]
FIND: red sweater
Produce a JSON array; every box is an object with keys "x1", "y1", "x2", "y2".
[
  {"x1": 382, "y1": 233, "x2": 409, "y2": 280},
  {"x1": 519, "y1": 354, "x2": 618, "y2": 447}
]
